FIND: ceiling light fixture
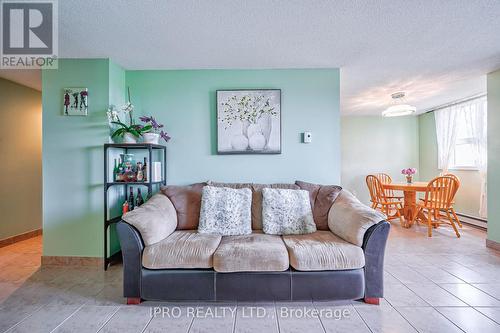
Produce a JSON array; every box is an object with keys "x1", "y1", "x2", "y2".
[{"x1": 382, "y1": 92, "x2": 416, "y2": 117}]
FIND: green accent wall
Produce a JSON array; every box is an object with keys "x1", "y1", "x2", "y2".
[
  {"x1": 42, "y1": 64, "x2": 340, "y2": 257},
  {"x1": 0, "y1": 78, "x2": 42, "y2": 240},
  {"x1": 341, "y1": 116, "x2": 420, "y2": 205},
  {"x1": 42, "y1": 59, "x2": 125, "y2": 257},
  {"x1": 488, "y1": 69, "x2": 500, "y2": 243},
  {"x1": 126, "y1": 69, "x2": 340, "y2": 185}
]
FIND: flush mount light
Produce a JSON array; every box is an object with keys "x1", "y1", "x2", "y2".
[{"x1": 382, "y1": 92, "x2": 416, "y2": 117}]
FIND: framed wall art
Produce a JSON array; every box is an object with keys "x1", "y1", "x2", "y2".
[{"x1": 217, "y1": 89, "x2": 281, "y2": 154}]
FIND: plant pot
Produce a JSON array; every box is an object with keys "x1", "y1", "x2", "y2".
[
  {"x1": 406, "y1": 175, "x2": 413, "y2": 184},
  {"x1": 122, "y1": 132, "x2": 137, "y2": 144},
  {"x1": 142, "y1": 132, "x2": 160, "y2": 144}
]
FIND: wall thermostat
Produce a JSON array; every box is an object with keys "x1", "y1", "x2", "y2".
[{"x1": 303, "y1": 132, "x2": 312, "y2": 143}]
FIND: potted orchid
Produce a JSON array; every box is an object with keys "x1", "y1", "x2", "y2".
[
  {"x1": 139, "y1": 115, "x2": 171, "y2": 144},
  {"x1": 401, "y1": 168, "x2": 417, "y2": 184}
]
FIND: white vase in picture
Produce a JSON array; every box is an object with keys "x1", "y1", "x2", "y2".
[
  {"x1": 249, "y1": 133, "x2": 266, "y2": 150},
  {"x1": 122, "y1": 132, "x2": 137, "y2": 143},
  {"x1": 142, "y1": 132, "x2": 160, "y2": 144},
  {"x1": 231, "y1": 134, "x2": 249, "y2": 151}
]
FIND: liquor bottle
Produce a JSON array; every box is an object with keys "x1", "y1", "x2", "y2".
[
  {"x1": 113, "y1": 159, "x2": 119, "y2": 182},
  {"x1": 136, "y1": 161, "x2": 144, "y2": 182},
  {"x1": 128, "y1": 187, "x2": 135, "y2": 210},
  {"x1": 122, "y1": 201, "x2": 129, "y2": 214},
  {"x1": 136, "y1": 188, "x2": 144, "y2": 207},
  {"x1": 143, "y1": 157, "x2": 148, "y2": 182},
  {"x1": 117, "y1": 158, "x2": 124, "y2": 182}
]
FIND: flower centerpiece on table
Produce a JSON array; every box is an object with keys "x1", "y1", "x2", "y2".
[
  {"x1": 401, "y1": 168, "x2": 417, "y2": 184},
  {"x1": 139, "y1": 115, "x2": 171, "y2": 144}
]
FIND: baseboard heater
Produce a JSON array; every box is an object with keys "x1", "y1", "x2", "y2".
[{"x1": 456, "y1": 212, "x2": 487, "y2": 229}]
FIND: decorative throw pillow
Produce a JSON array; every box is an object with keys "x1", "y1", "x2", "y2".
[
  {"x1": 198, "y1": 186, "x2": 252, "y2": 236},
  {"x1": 122, "y1": 193, "x2": 177, "y2": 246},
  {"x1": 262, "y1": 188, "x2": 316, "y2": 235},
  {"x1": 206, "y1": 181, "x2": 299, "y2": 229},
  {"x1": 295, "y1": 181, "x2": 343, "y2": 230},
  {"x1": 161, "y1": 183, "x2": 206, "y2": 230}
]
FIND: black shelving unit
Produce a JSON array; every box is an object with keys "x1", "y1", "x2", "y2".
[{"x1": 103, "y1": 143, "x2": 167, "y2": 270}]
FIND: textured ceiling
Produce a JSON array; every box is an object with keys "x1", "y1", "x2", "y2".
[{"x1": 1, "y1": 0, "x2": 499, "y2": 114}]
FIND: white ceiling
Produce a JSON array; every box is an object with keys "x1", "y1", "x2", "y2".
[{"x1": 1, "y1": 0, "x2": 499, "y2": 115}]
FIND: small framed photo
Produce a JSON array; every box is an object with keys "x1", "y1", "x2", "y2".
[
  {"x1": 63, "y1": 88, "x2": 88, "y2": 116},
  {"x1": 217, "y1": 89, "x2": 281, "y2": 154}
]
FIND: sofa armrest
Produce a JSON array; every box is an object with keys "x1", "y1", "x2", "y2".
[
  {"x1": 328, "y1": 190, "x2": 386, "y2": 247},
  {"x1": 362, "y1": 221, "x2": 390, "y2": 299},
  {"x1": 116, "y1": 221, "x2": 144, "y2": 298}
]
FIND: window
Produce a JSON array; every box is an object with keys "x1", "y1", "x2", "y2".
[
  {"x1": 449, "y1": 109, "x2": 481, "y2": 169},
  {"x1": 435, "y1": 96, "x2": 487, "y2": 170}
]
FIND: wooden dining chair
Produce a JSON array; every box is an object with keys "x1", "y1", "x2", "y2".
[
  {"x1": 366, "y1": 175, "x2": 404, "y2": 225},
  {"x1": 443, "y1": 173, "x2": 462, "y2": 228},
  {"x1": 419, "y1": 173, "x2": 462, "y2": 227},
  {"x1": 414, "y1": 176, "x2": 460, "y2": 238},
  {"x1": 376, "y1": 173, "x2": 403, "y2": 200}
]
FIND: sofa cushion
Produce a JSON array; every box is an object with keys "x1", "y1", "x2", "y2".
[
  {"x1": 122, "y1": 193, "x2": 177, "y2": 246},
  {"x1": 161, "y1": 182, "x2": 206, "y2": 230},
  {"x1": 142, "y1": 230, "x2": 221, "y2": 269},
  {"x1": 207, "y1": 181, "x2": 299, "y2": 229},
  {"x1": 328, "y1": 190, "x2": 385, "y2": 247},
  {"x1": 295, "y1": 181, "x2": 342, "y2": 230},
  {"x1": 198, "y1": 186, "x2": 252, "y2": 236},
  {"x1": 213, "y1": 232, "x2": 289, "y2": 272},
  {"x1": 262, "y1": 188, "x2": 316, "y2": 235},
  {"x1": 282, "y1": 231, "x2": 365, "y2": 271}
]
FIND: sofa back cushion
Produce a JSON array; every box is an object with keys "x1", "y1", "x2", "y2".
[
  {"x1": 295, "y1": 181, "x2": 342, "y2": 230},
  {"x1": 161, "y1": 182, "x2": 206, "y2": 229},
  {"x1": 122, "y1": 193, "x2": 177, "y2": 246},
  {"x1": 198, "y1": 186, "x2": 252, "y2": 236},
  {"x1": 207, "y1": 181, "x2": 299, "y2": 229},
  {"x1": 262, "y1": 188, "x2": 316, "y2": 235}
]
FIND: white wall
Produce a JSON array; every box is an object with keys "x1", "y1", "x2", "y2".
[{"x1": 341, "y1": 116, "x2": 420, "y2": 205}]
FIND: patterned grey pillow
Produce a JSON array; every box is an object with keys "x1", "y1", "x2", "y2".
[
  {"x1": 262, "y1": 188, "x2": 317, "y2": 235},
  {"x1": 198, "y1": 186, "x2": 252, "y2": 236}
]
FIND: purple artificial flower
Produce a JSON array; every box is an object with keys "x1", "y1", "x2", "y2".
[
  {"x1": 139, "y1": 115, "x2": 152, "y2": 122},
  {"x1": 160, "y1": 130, "x2": 171, "y2": 142}
]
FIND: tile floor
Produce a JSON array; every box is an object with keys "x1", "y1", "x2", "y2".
[{"x1": 1, "y1": 223, "x2": 500, "y2": 332}]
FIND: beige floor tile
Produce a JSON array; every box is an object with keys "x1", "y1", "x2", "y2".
[
  {"x1": 396, "y1": 307, "x2": 462, "y2": 333},
  {"x1": 52, "y1": 305, "x2": 119, "y2": 333},
  {"x1": 438, "y1": 283, "x2": 500, "y2": 306},
  {"x1": 437, "y1": 307, "x2": 500, "y2": 333},
  {"x1": 8, "y1": 304, "x2": 81, "y2": 333},
  {"x1": 355, "y1": 305, "x2": 417, "y2": 333},
  {"x1": 404, "y1": 283, "x2": 467, "y2": 307},
  {"x1": 100, "y1": 305, "x2": 152, "y2": 333}
]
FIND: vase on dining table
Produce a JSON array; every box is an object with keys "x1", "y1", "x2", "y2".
[{"x1": 406, "y1": 175, "x2": 413, "y2": 184}]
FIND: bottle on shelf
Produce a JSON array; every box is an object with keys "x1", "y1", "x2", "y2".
[
  {"x1": 136, "y1": 161, "x2": 144, "y2": 182},
  {"x1": 122, "y1": 201, "x2": 129, "y2": 214},
  {"x1": 136, "y1": 188, "x2": 144, "y2": 207},
  {"x1": 116, "y1": 158, "x2": 125, "y2": 182},
  {"x1": 113, "y1": 159, "x2": 119, "y2": 182},
  {"x1": 128, "y1": 187, "x2": 135, "y2": 210},
  {"x1": 143, "y1": 157, "x2": 148, "y2": 182}
]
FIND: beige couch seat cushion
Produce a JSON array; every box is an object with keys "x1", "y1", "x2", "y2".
[
  {"x1": 142, "y1": 230, "x2": 221, "y2": 269},
  {"x1": 213, "y1": 232, "x2": 289, "y2": 272},
  {"x1": 282, "y1": 231, "x2": 365, "y2": 271},
  {"x1": 328, "y1": 190, "x2": 385, "y2": 247},
  {"x1": 122, "y1": 193, "x2": 177, "y2": 246}
]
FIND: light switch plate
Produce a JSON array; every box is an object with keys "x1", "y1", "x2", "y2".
[{"x1": 303, "y1": 132, "x2": 312, "y2": 143}]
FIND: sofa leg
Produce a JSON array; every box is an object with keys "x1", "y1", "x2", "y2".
[
  {"x1": 364, "y1": 297, "x2": 380, "y2": 305},
  {"x1": 126, "y1": 297, "x2": 142, "y2": 305}
]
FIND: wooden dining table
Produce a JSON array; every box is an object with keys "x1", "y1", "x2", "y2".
[{"x1": 382, "y1": 181, "x2": 429, "y2": 227}]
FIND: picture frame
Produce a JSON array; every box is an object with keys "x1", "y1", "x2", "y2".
[
  {"x1": 63, "y1": 88, "x2": 88, "y2": 116},
  {"x1": 216, "y1": 89, "x2": 281, "y2": 154}
]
